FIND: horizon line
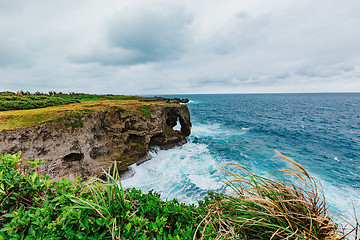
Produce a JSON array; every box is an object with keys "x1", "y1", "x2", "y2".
[{"x1": 150, "y1": 91, "x2": 360, "y2": 96}]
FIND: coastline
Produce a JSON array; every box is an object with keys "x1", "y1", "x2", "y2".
[{"x1": 0, "y1": 96, "x2": 192, "y2": 180}]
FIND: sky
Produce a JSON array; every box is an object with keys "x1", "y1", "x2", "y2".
[{"x1": 0, "y1": 0, "x2": 360, "y2": 95}]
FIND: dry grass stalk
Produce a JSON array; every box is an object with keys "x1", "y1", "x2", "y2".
[{"x1": 196, "y1": 151, "x2": 358, "y2": 239}]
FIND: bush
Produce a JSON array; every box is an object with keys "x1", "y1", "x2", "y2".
[
  {"x1": 0, "y1": 91, "x2": 144, "y2": 111},
  {"x1": 0, "y1": 95, "x2": 79, "y2": 111},
  {"x1": 0, "y1": 153, "x2": 204, "y2": 239}
]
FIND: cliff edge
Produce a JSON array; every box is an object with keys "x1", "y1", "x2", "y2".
[{"x1": 0, "y1": 100, "x2": 191, "y2": 180}]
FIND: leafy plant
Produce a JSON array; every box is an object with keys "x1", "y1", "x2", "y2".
[
  {"x1": 67, "y1": 163, "x2": 129, "y2": 239},
  {"x1": 0, "y1": 153, "x2": 204, "y2": 239}
]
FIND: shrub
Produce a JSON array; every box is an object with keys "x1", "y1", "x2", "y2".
[
  {"x1": 0, "y1": 95, "x2": 79, "y2": 111},
  {"x1": 0, "y1": 153, "x2": 203, "y2": 239},
  {"x1": 0, "y1": 91, "x2": 145, "y2": 111}
]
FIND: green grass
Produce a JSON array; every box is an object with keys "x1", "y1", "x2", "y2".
[
  {"x1": 0, "y1": 152, "x2": 358, "y2": 239},
  {"x1": 53, "y1": 93, "x2": 144, "y2": 103},
  {"x1": 0, "y1": 91, "x2": 145, "y2": 111},
  {"x1": 139, "y1": 105, "x2": 152, "y2": 115},
  {"x1": 0, "y1": 91, "x2": 174, "y2": 130},
  {"x1": 0, "y1": 100, "x2": 164, "y2": 131}
]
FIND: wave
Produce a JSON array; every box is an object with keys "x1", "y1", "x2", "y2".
[
  {"x1": 190, "y1": 122, "x2": 250, "y2": 139},
  {"x1": 121, "y1": 142, "x2": 223, "y2": 204}
]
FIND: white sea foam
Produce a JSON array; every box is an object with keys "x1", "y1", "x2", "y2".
[
  {"x1": 320, "y1": 181, "x2": 360, "y2": 232},
  {"x1": 188, "y1": 174, "x2": 223, "y2": 190},
  {"x1": 121, "y1": 142, "x2": 223, "y2": 203},
  {"x1": 173, "y1": 118, "x2": 181, "y2": 131},
  {"x1": 324, "y1": 183, "x2": 360, "y2": 214},
  {"x1": 191, "y1": 123, "x2": 222, "y2": 137},
  {"x1": 191, "y1": 123, "x2": 248, "y2": 138}
]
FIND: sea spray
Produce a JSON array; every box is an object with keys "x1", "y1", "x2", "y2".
[{"x1": 122, "y1": 142, "x2": 223, "y2": 203}]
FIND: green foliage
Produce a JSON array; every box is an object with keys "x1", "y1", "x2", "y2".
[
  {"x1": 0, "y1": 153, "x2": 208, "y2": 239},
  {"x1": 54, "y1": 93, "x2": 143, "y2": 102},
  {"x1": 0, "y1": 95, "x2": 79, "y2": 111},
  {"x1": 140, "y1": 105, "x2": 152, "y2": 115},
  {"x1": 0, "y1": 92, "x2": 144, "y2": 111},
  {"x1": 50, "y1": 109, "x2": 94, "y2": 129}
]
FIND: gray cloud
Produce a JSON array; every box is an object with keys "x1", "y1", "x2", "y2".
[
  {"x1": 72, "y1": 4, "x2": 193, "y2": 66},
  {"x1": 70, "y1": 47, "x2": 144, "y2": 66},
  {"x1": 0, "y1": 46, "x2": 27, "y2": 67},
  {"x1": 108, "y1": 5, "x2": 192, "y2": 61},
  {"x1": 0, "y1": 0, "x2": 360, "y2": 94},
  {"x1": 0, "y1": 0, "x2": 24, "y2": 14}
]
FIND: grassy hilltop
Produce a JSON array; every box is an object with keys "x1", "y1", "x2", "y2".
[
  {"x1": 0, "y1": 91, "x2": 144, "y2": 111},
  {"x1": 0, "y1": 91, "x2": 165, "y2": 130}
]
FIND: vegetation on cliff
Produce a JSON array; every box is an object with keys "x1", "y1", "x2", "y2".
[
  {"x1": 0, "y1": 92, "x2": 178, "y2": 131},
  {"x1": 0, "y1": 91, "x2": 144, "y2": 111},
  {"x1": 0, "y1": 153, "x2": 357, "y2": 239}
]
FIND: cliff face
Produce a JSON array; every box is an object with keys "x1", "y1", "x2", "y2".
[{"x1": 0, "y1": 104, "x2": 191, "y2": 180}]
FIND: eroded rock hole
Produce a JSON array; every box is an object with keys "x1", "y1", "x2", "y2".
[
  {"x1": 166, "y1": 109, "x2": 178, "y2": 128},
  {"x1": 165, "y1": 109, "x2": 190, "y2": 135},
  {"x1": 173, "y1": 118, "x2": 181, "y2": 131},
  {"x1": 63, "y1": 153, "x2": 84, "y2": 162}
]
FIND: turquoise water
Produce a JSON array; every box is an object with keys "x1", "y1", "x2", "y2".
[{"x1": 122, "y1": 93, "x2": 360, "y2": 217}]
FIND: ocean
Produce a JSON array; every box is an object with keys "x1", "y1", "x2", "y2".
[{"x1": 122, "y1": 93, "x2": 360, "y2": 218}]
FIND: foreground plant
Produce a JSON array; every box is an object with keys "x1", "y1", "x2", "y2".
[
  {"x1": 196, "y1": 150, "x2": 358, "y2": 239},
  {"x1": 67, "y1": 164, "x2": 130, "y2": 239},
  {"x1": 1, "y1": 152, "x2": 357, "y2": 239},
  {"x1": 0, "y1": 153, "x2": 202, "y2": 239}
]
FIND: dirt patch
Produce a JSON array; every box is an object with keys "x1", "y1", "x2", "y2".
[{"x1": 0, "y1": 114, "x2": 7, "y2": 121}]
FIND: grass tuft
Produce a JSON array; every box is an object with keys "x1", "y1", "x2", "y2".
[
  {"x1": 67, "y1": 162, "x2": 128, "y2": 239},
  {"x1": 196, "y1": 151, "x2": 359, "y2": 239}
]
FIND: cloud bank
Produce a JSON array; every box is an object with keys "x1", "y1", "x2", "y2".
[{"x1": 0, "y1": 0, "x2": 359, "y2": 94}]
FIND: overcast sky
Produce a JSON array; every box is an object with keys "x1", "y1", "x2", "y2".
[{"x1": 0, "y1": 0, "x2": 360, "y2": 94}]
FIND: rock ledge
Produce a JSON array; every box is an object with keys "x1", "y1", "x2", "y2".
[{"x1": 0, "y1": 104, "x2": 191, "y2": 180}]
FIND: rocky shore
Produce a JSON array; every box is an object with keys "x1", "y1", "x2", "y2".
[{"x1": 0, "y1": 100, "x2": 191, "y2": 180}]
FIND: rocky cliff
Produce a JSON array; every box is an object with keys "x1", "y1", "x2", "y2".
[{"x1": 0, "y1": 103, "x2": 191, "y2": 180}]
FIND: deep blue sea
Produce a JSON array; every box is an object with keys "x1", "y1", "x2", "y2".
[{"x1": 122, "y1": 93, "x2": 360, "y2": 218}]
